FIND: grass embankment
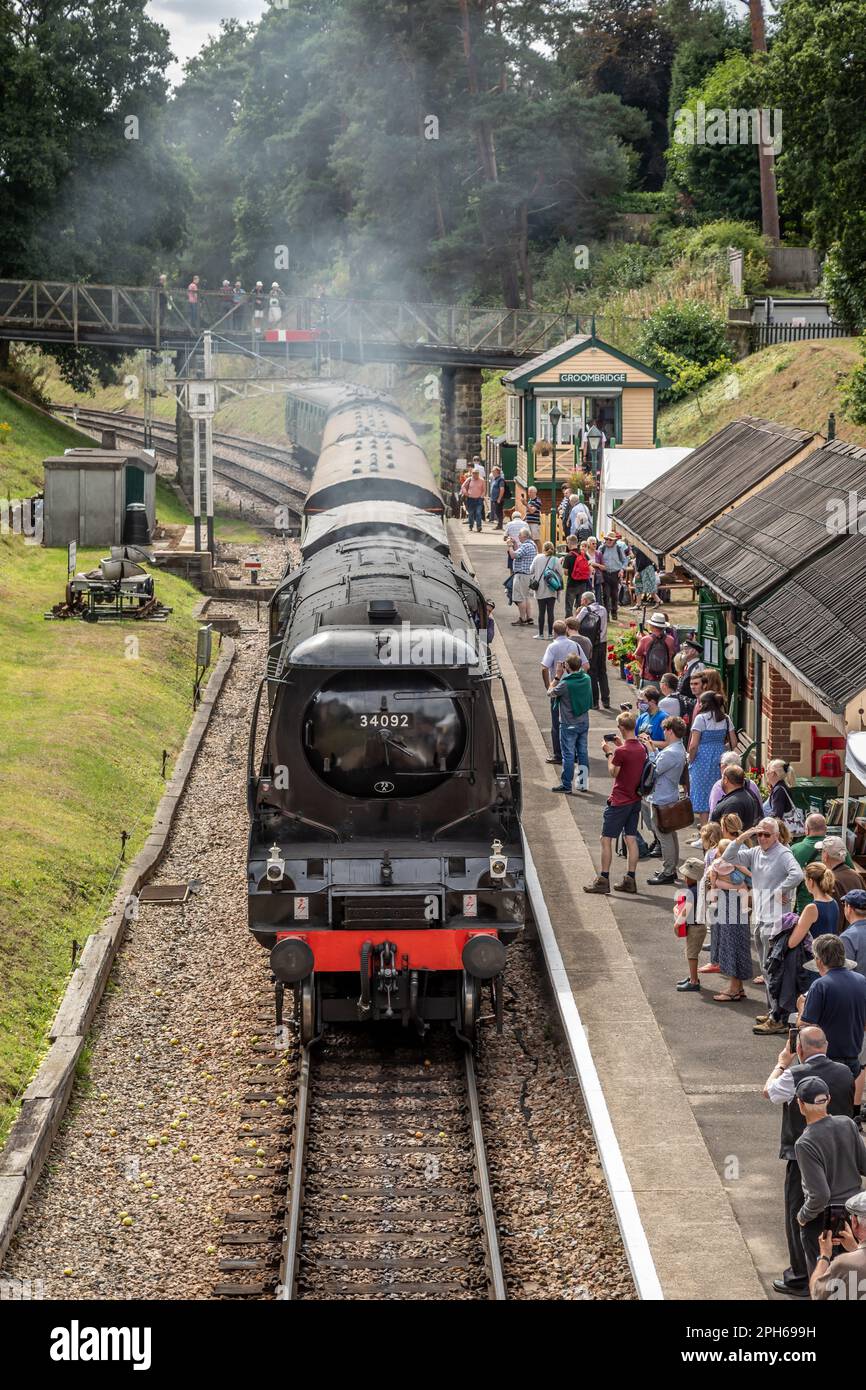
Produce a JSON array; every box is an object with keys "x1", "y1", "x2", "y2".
[
  {"x1": 478, "y1": 338, "x2": 866, "y2": 453},
  {"x1": 658, "y1": 338, "x2": 866, "y2": 448},
  {"x1": 40, "y1": 352, "x2": 442, "y2": 475},
  {"x1": 0, "y1": 391, "x2": 206, "y2": 1145}
]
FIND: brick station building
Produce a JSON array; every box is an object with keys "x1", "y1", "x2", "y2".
[{"x1": 615, "y1": 417, "x2": 866, "y2": 806}]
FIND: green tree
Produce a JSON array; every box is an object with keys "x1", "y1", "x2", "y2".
[
  {"x1": 0, "y1": 0, "x2": 188, "y2": 388},
  {"x1": 219, "y1": 0, "x2": 643, "y2": 307},
  {"x1": 169, "y1": 20, "x2": 255, "y2": 293},
  {"x1": 768, "y1": 0, "x2": 866, "y2": 323},
  {"x1": 665, "y1": 51, "x2": 773, "y2": 222}
]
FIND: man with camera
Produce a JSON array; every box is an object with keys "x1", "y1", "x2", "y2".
[
  {"x1": 764, "y1": 1025, "x2": 855, "y2": 1297},
  {"x1": 583, "y1": 710, "x2": 646, "y2": 896},
  {"x1": 793, "y1": 1074, "x2": 866, "y2": 1277},
  {"x1": 810, "y1": 1190, "x2": 866, "y2": 1299}
]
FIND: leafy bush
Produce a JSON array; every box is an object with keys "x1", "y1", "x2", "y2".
[
  {"x1": 822, "y1": 245, "x2": 865, "y2": 331},
  {"x1": 587, "y1": 241, "x2": 662, "y2": 295},
  {"x1": 0, "y1": 348, "x2": 53, "y2": 410},
  {"x1": 653, "y1": 347, "x2": 733, "y2": 403},
  {"x1": 615, "y1": 190, "x2": 677, "y2": 214},
  {"x1": 637, "y1": 300, "x2": 730, "y2": 383},
  {"x1": 842, "y1": 336, "x2": 866, "y2": 424},
  {"x1": 683, "y1": 219, "x2": 769, "y2": 278}
]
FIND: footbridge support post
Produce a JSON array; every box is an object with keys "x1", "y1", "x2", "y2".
[
  {"x1": 440, "y1": 366, "x2": 482, "y2": 502},
  {"x1": 174, "y1": 350, "x2": 195, "y2": 502}
]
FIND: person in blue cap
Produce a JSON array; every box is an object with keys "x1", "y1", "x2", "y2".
[{"x1": 840, "y1": 890, "x2": 866, "y2": 976}]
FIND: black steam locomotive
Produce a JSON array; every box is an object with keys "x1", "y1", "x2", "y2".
[{"x1": 247, "y1": 385, "x2": 524, "y2": 1042}]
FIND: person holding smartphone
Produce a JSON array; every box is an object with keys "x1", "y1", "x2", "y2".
[
  {"x1": 763, "y1": 1025, "x2": 856, "y2": 1297},
  {"x1": 583, "y1": 710, "x2": 646, "y2": 896}
]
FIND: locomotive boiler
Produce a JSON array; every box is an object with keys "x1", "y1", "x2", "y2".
[{"x1": 247, "y1": 385, "x2": 524, "y2": 1042}]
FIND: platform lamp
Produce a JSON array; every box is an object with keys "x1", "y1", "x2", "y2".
[
  {"x1": 549, "y1": 404, "x2": 562, "y2": 543},
  {"x1": 586, "y1": 422, "x2": 602, "y2": 476}
]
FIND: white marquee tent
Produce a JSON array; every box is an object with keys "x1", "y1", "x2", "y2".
[{"x1": 597, "y1": 446, "x2": 692, "y2": 539}]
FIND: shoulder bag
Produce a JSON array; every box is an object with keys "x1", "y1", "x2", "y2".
[{"x1": 656, "y1": 796, "x2": 695, "y2": 832}]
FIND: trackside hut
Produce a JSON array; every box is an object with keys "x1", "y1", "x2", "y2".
[{"x1": 499, "y1": 330, "x2": 670, "y2": 517}]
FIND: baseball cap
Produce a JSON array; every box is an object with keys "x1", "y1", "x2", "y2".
[
  {"x1": 815, "y1": 835, "x2": 845, "y2": 857},
  {"x1": 678, "y1": 857, "x2": 705, "y2": 881},
  {"x1": 795, "y1": 1075, "x2": 830, "y2": 1104},
  {"x1": 845, "y1": 1191, "x2": 866, "y2": 1217},
  {"x1": 842, "y1": 889, "x2": 866, "y2": 910}
]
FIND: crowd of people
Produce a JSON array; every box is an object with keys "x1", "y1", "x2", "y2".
[
  {"x1": 475, "y1": 489, "x2": 866, "y2": 1300},
  {"x1": 153, "y1": 274, "x2": 287, "y2": 334}
]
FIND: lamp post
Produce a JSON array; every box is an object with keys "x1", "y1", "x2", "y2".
[
  {"x1": 587, "y1": 423, "x2": 602, "y2": 474},
  {"x1": 549, "y1": 404, "x2": 562, "y2": 545}
]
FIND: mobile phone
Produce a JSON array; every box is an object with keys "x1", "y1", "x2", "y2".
[
  {"x1": 604, "y1": 732, "x2": 620, "y2": 741},
  {"x1": 788, "y1": 1027, "x2": 798, "y2": 1052},
  {"x1": 827, "y1": 1205, "x2": 848, "y2": 1237}
]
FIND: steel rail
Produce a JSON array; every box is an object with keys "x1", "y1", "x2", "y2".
[
  {"x1": 462, "y1": 1044, "x2": 507, "y2": 1300},
  {"x1": 276, "y1": 1044, "x2": 312, "y2": 1301}
]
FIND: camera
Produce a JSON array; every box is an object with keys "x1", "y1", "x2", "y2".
[
  {"x1": 619, "y1": 701, "x2": 633, "y2": 712},
  {"x1": 266, "y1": 844, "x2": 286, "y2": 883}
]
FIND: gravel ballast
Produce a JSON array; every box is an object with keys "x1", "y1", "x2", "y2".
[{"x1": 1, "y1": 541, "x2": 634, "y2": 1301}]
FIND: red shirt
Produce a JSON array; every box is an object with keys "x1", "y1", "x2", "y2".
[
  {"x1": 609, "y1": 738, "x2": 647, "y2": 806},
  {"x1": 635, "y1": 631, "x2": 676, "y2": 681}
]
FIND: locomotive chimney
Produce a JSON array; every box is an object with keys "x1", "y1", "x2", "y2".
[{"x1": 367, "y1": 598, "x2": 398, "y2": 623}]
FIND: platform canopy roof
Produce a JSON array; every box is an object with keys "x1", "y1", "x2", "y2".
[
  {"x1": 677, "y1": 438, "x2": 866, "y2": 607},
  {"x1": 612, "y1": 416, "x2": 814, "y2": 559},
  {"x1": 747, "y1": 529, "x2": 866, "y2": 717}
]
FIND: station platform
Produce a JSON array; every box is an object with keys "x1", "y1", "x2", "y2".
[{"x1": 453, "y1": 522, "x2": 778, "y2": 1301}]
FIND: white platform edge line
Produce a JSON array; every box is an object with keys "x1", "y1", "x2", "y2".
[{"x1": 522, "y1": 830, "x2": 665, "y2": 1301}]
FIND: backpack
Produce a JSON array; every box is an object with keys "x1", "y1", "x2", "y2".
[
  {"x1": 617, "y1": 827, "x2": 654, "y2": 859},
  {"x1": 579, "y1": 610, "x2": 601, "y2": 647},
  {"x1": 544, "y1": 559, "x2": 563, "y2": 592},
  {"x1": 637, "y1": 751, "x2": 656, "y2": 798},
  {"x1": 644, "y1": 634, "x2": 669, "y2": 677}
]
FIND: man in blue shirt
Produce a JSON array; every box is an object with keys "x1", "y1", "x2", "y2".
[
  {"x1": 635, "y1": 685, "x2": 666, "y2": 746},
  {"x1": 541, "y1": 619, "x2": 588, "y2": 766},
  {"x1": 489, "y1": 466, "x2": 506, "y2": 529},
  {"x1": 840, "y1": 890, "x2": 866, "y2": 976},
  {"x1": 506, "y1": 527, "x2": 537, "y2": 626},
  {"x1": 799, "y1": 934, "x2": 866, "y2": 1078}
]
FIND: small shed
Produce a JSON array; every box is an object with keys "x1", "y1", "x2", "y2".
[{"x1": 42, "y1": 448, "x2": 157, "y2": 549}]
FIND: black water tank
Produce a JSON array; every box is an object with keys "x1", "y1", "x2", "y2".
[{"x1": 123, "y1": 502, "x2": 150, "y2": 545}]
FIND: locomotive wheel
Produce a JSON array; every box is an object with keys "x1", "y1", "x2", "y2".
[
  {"x1": 298, "y1": 975, "x2": 317, "y2": 1046},
  {"x1": 459, "y1": 973, "x2": 479, "y2": 1043}
]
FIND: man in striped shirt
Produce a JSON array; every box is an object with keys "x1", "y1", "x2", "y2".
[
  {"x1": 507, "y1": 527, "x2": 537, "y2": 626},
  {"x1": 524, "y1": 487, "x2": 542, "y2": 540}
]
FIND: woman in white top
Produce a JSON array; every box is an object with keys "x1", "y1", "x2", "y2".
[{"x1": 530, "y1": 542, "x2": 564, "y2": 639}]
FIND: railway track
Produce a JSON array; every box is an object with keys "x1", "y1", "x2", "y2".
[
  {"x1": 53, "y1": 404, "x2": 307, "y2": 510},
  {"x1": 215, "y1": 1023, "x2": 505, "y2": 1301}
]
